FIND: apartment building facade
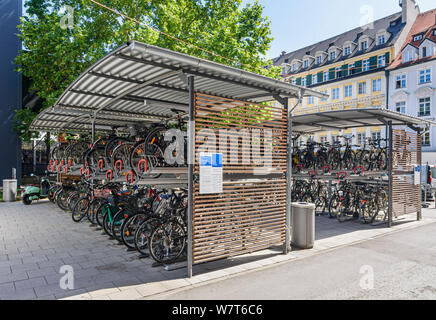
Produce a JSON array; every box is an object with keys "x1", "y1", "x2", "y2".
[
  {"x1": 388, "y1": 9, "x2": 436, "y2": 156},
  {"x1": 273, "y1": 0, "x2": 419, "y2": 147}
]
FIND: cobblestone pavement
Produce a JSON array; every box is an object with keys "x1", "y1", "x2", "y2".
[
  {"x1": 0, "y1": 200, "x2": 180, "y2": 300},
  {"x1": 0, "y1": 200, "x2": 434, "y2": 300}
]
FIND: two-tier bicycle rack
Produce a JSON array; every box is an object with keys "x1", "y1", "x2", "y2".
[
  {"x1": 29, "y1": 42, "x2": 435, "y2": 277},
  {"x1": 290, "y1": 108, "x2": 436, "y2": 225}
]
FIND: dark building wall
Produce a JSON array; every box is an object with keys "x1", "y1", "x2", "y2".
[{"x1": 0, "y1": 0, "x2": 22, "y2": 186}]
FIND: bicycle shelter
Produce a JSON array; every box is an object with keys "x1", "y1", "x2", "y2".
[
  {"x1": 291, "y1": 108, "x2": 436, "y2": 226},
  {"x1": 29, "y1": 41, "x2": 327, "y2": 277}
]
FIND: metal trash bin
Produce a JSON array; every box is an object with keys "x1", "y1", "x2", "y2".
[
  {"x1": 2, "y1": 179, "x2": 17, "y2": 202},
  {"x1": 291, "y1": 202, "x2": 315, "y2": 249}
]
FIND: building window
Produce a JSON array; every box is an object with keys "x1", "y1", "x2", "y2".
[
  {"x1": 321, "y1": 90, "x2": 328, "y2": 102},
  {"x1": 357, "y1": 133, "x2": 366, "y2": 145},
  {"x1": 330, "y1": 51, "x2": 336, "y2": 61},
  {"x1": 307, "y1": 96, "x2": 314, "y2": 105},
  {"x1": 316, "y1": 56, "x2": 322, "y2": 64},
  {"x1": 413, "y1": 34, "x2": 423, "y2": 42},
  {"x1": 422, "y1": 132, "x2": 431, "y2": 146},
  {"x1": 292, "y1": 64, "x2": 297, "y2": 72},
  {"x1": 344, "y1": 85, "x2": 353, "y2": 98},
  {"x1": 349, "y1": 62, "x2": 355, "y2": 74},
  {"x1": 419, "y1": 97, "x2": 431, "y2": 117},
  {"x1": 312, "y1": 74, "x2": 317, "y2": 85},
  {"x1": 378, "y1": 55, "x2": 386, "y2": 68},
  {"x1": 377, "y1": 35, "x2": 385, "y2": 45},
  {"x1": 304, "y1": 60, "x2": 309, "y2": 68},
  {"x1": 396, "y1": 74, "x2": 406, "y2": 89},
  {"x1": 344, "y1": 46, "x2": 351, "y2": 56},
  {"x1": 332, "y1": 88, "x2": 339, "y2": 100},
  {"x1": 363, "y1": 59, "x2": 370, "y2": 72},
  {"x1": 332, "y1": 135, "x2": 339, "y2": 143},
  {"x1": 336, "y1": 67, "x2": 342, "y2": 78},
  {"x1": 320, "y1": 136, "x2": 327, "y2": 144},
  {"x1": 419, "y1": 69, "x2": 431, "y2": 84},
  {"x1": 323, "y1": 71, "x2": 329, "y2": 82},
  {"x1": 372, "y1": 78, "x2": 381, "y2": 92},
  {"x1": 396, "y1": 101, "x2": 406, "y2": 114},
  {"x1": 422, "y1": 46, "x2": 427, "y2": 58},
  {"x1": 291, "y1": 78, "x2": 296, "y2": 85},
  {"x1": 358, "y1": 82, "x2": 367, "y2": 95},
  {"x1": 434, "y1": 30, "x2": 436, "y2": 36},
  {"x1": 302, "y1": 77, "x2": 307, "y2": 87},
  {"x1": 402, "y1": 50, "x2": 415, "y2": 63},
  {"x1": 361, "y1": 40, "x2": 368, "y2": 51},
  {"x1": 372, "y1": 131, "x2": 381, "y2": 144}
]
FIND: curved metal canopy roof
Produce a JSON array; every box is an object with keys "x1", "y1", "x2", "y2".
[
  {"x1": 291, "y1": 108, "x2": 436, "y2": 134},
  {"x1": 30, "y1": 41, "x2": 327, "y2": 133}
]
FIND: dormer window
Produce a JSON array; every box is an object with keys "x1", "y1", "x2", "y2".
[
  {"x1": 402, "y1": 49, "x2": 415, "y2": 63},
  {"x1": 361, "y1": 40, "x2": 368, "y2": 50},
  {"x1": 422, "y1": 46, "x2": 428, "y2": 58},
  {"x1": 434, "y1": 29, "x2": 436, "y2": 36},
  {"x1": 344, "y1": 46, "x2": 351, "y2": 56},
  {"x1": 330, "y1": 51, "x2": 336, "y2": 61},
  {"x1": 377, "y1": 35, "x2": 385, "y2": 45},
  {"x1": 292, "y1": 64, "x2": 297, "y2": 72},
  {"x1": 413, "y1": 34, "x2": 423, "y2": 42},
  {"x1": 316, "y1": 56, "x2": 322, "y2": 64},
  {"x1": 304, "y1": 60, "x2": 309, "y2": 68}
]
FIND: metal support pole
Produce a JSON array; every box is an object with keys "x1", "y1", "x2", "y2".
[
  {"x1": 388, "y1": 121, "x2": 393, "y2": 227},
  {"x1": 187, "y1": 75, "x2": 195, "y2": 278},
  {"x1": 417, "y1": 129, "x2": 424, "y2": 221},
  {"x1": 284, "y1": 98, "x2": 291, "y2": 254}
]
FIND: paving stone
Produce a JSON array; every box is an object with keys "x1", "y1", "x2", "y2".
[
  {"x1": 0, "y1": 272, "x2": 28, "y2": 284},
  {"x1": 0, "y1": 282, "x2": 15, "y2": 295},
  {"x1": 14, "y1": 277, "x2": 47, "y2": 290},
  {"x1": 27, "y1": 266, "x2": 56, "y2": 279}
]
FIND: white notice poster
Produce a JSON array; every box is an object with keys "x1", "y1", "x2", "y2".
[
  {"x1": 199, "y1": 153, "x2": 223, "y2": 194},
  {"x1": 414, "y1": 165, "x2": 421, "y2": 186}
]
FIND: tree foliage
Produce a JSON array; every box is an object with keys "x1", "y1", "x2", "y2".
[{"x1": 14, "y1": 0, "x2": 280, "y2": 141}]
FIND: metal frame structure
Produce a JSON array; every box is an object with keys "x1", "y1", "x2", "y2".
[
  {"x1": 291, "y1": 108, "x2": 435, "y2": 226},
  {"x1": 30, "y1": 41, "x2": 327, "y2": 277}
]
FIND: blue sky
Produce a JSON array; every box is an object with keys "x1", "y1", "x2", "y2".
[{"x1": 242, "y1": 0, "x2": 436, "y2": 59}]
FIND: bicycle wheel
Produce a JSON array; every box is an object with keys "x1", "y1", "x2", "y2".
[
  {"x1": 87, "y1": 198, "x2": 106, "y2": 224},
  {"x1": 328, "y1": 195, "x2": 342, "y2": 219},
  {"x1": 56, "y1": 189, "x2": 71, "y2": 211},
  {"x1": 134, "y1": 218, "x2": 160, "y2": 255},
  {"x1": 72, "y1": 196, "x2": 90, "y2": 222},
  {"x1": 149, "y1": 220, "x2": 186, "y2": 264},
  {"x1": 103, "y1": 210, "x2": 116, "y2": 237},
  {"x1": 122, "y1": 213, "x2": 148, "y2": 249},
  {"x1": 111, "y1": 210, "x2": 128, "y2": 243},
  {"x1": 360, "y1": 150, "x2": 371, "y2": 171},
  {"x1": 315, "y1": 196, "x2": 327, "y2": 216}
]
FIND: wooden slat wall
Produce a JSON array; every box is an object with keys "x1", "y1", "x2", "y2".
[
  {"x1": 392, "y1": 130, "x2": 421, "y2": 217},
  {"x1": 193, "y1": 94, "x2": 287, "y2": 264}
]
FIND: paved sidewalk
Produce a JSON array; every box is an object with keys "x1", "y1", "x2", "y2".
[{"x1": 0, "y1": 200, "x2": 434, "y2": 300}]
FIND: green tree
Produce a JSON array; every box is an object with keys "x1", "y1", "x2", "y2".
[{"x1": 15, "y1": 0, "x2": 280, "y2": 141}]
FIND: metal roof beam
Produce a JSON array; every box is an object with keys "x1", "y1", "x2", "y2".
[
  {"x1": 56, "y1": 104, "x2": 170, "y2": 120},
  {"x1": 69, "y1": 89, "x2": 188, "y2": 109},
  {"x1": 94, "y1": 69, "x2": 183, "y2": 116}
]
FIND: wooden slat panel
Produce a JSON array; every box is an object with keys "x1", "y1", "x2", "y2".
[
  {"x1": 392, "y1": 130, "x2": 421, "y2": 218},
  {"x1": 193, "y1": 93, "x2": 287, "y2": 264}
]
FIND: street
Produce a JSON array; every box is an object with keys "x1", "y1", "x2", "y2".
[{"x1": 160, "y1": 219, "x2": 436, "y2": 300}]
